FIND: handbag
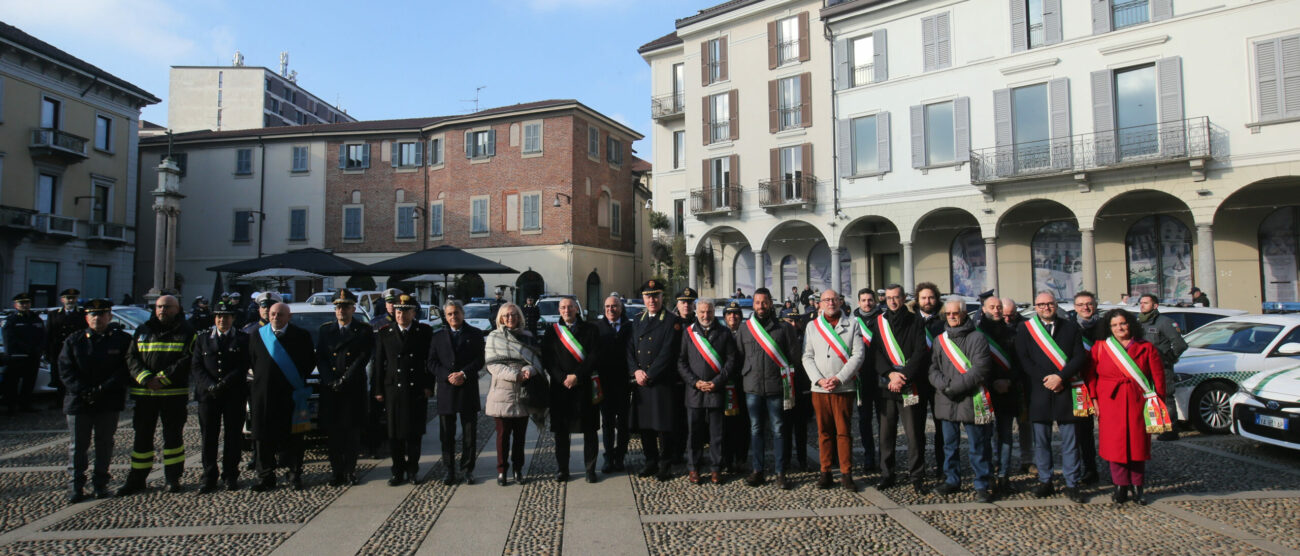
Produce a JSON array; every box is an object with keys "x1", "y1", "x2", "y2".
[{"x1": 519, "y1": 372, "x2": 550, "y2": 410}]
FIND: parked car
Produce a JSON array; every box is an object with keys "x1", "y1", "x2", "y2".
[
  {"x1": 1230, "y1": 362, "x2": 1300, "y2": 451},
  {"x1": 462, "y1": 303, "x2": 494, "y2": 331},
  {"x1": 537, "y1": 295, "x2": 586, "y2": 324},
  {"x1": 1171, "y1": 314, "x2": 1300, "y2": 433},
  {"x1": 623, "y1": 301, "x2": 646, "y2": 320}
]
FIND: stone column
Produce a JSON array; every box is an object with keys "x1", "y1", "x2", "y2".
[
  {"x1": 984, "y1": 237, "x2": 999, "y2": 296},
  {"x1": 901, "y1": 241, "x2": 914, "y2": 293},
  {"x1": 1080, "y1": 228, "x2": 1097, "y2": 294},
  {"x1": 688, "y1": 253, "x2": 698, "y2": 291},
  {"x1": 1197, "y1": 224, "x2": 1217, "y2": 305},
  {"x1": 830, "y1": 247, "x2": 843, "y2": 295},
  {"x1": 164, "y1": 209, "x2": 178, "y2": 290},
  {"x1": 152, "y1": 206, "x2": 168, "y2": 292},
  {"x1": 753, "y1": 249, "x2": 765, "y2": 292},
  {"x1": 149, "y1": 158, "x2": 184, "y2": 300}
]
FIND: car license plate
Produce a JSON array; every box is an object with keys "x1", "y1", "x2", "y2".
[{"x1": 1256, "y1": 414, "x2": 1289, "y2": 430}]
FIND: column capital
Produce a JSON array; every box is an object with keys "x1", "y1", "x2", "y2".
[
  {"x1": 1196, "y1": 223, "x2": 1213, "y2": 231},
  {"x1": 983, "y1": 236, "x2": 997, "y2": 245}
]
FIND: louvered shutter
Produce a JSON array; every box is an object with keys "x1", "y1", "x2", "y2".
[
  {"x1": 1043, "y1": 0, "x2": 1063, "y2": 45},
  {"x1": 799, "y1": 73, "x2": 812, "y2": 128},
  {"x1": 836, "y1": 119, "x2": 852, "y2": 177},
  {"x1": 1156, "y1": 57, "x2": 1185, "y2": 157},
  {"x1": 1010, "y1": 0, "x2": 1028, "y2": 53},
  {"x1": 877, "y1": 111, "x2": 892, "y2": 174},
  {"x1": 729, "y1": 89, "x2": 740, "y2": 140},
  {"x1": 798, "y1": 12, "x2": 811, "y2": 62},
  {"x1": 1091, "y1": 0, "x2": 1111, "y2": 34},
  {"x1": 954, "y1": 96, "x2": 970, "y2": 163},
  {"x1": 1091, "y1": 69, "x2": 1116, "y2": 165},
  {"x1": 1049, "y1": 78, "x2": 1072, "y2": 170},
  {"x1": 910, "y1": 105, "x2": 925, "y2": 167},
  {"x1": 993, "y1": 88, "x2": 1013, "y2": 176},
  {"x1": 874, "y1": 30, "x2": 889, "y2": 82}
]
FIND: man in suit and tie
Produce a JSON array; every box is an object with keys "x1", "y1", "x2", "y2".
[
  {"x1": 593, "y1": 295, "x2": 633, "y2": 473},
  {"x1": 429, "y1": 300, "x2": 485, "y2": 485},
  {"x1": 248, "y1": 302, "x2": 316, "y2": 492}
]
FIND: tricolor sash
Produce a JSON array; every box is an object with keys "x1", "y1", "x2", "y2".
[
  {"x1": 924, "y1": 326, "x2": 934, "y2": 349},
  {"x1": 855, "y1": 316, "x2": 874, "y2": 346},
  {"x1": 590, "y1": 375, "x2": 604, "y2": 405},
  {"x1": 877, "y1": 313, "x2": 919, "y2": 406},
  {"x1": 979, "y1": 330, "x2": 1011, "y2": 372},
  {"x1": 1100, "y1": 337, "x2": 1172, "y2": 433},
  {"x1": 1026, "y1": 316, "x2": 1095, "y2": 417},
  {"x1": 260, "y1": 326, "x2": 312, "y2": 433},
  {"x1": 747, "y1": 317, "x2": 795, "y2": 410},
  {"x1": 815, "y1": 314, "x2": 851, "y2": 363},
  {"x1": 689, "y1": 328, "x2": 723, "y2": 375},
  {"x1": 938, "y1": 332, "x2": 993, "y2": 424},
  {"x1": 725, "y1": 385, "x2": 741, "y2": 417},
  {"x1": 554, "y1": 323, "x2": 586, "y2": 363}
]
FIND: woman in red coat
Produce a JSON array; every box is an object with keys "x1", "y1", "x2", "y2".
[{"x1": 1086, "y1": 308, "x2": 1166, "y2": 505}]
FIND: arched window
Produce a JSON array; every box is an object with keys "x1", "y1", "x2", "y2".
[
  {"x1": 1260, "y1": 207, "x2": 1300, "y2": 303},
  {"x1": 597, "y1": 192, "x2": 610, "y2": 227},
  {"x1": 586, "y1": 271, "x2": 602, "y2": 315},
  {"x1": 515, "y1": 270, "x2": 544, "y2": 305},
  {"x1": 806, "y1": 241, "x2": 850, "y2": 295},
  {"x1": 1126, "y1": 215, "x2": 1193, "y2": 301},
  {"x1": 1031, "y1": 221, "x2": 1082, "y2": 300},
  {"x1": 734, "y1": 247, "x2": 755, "y2": 294},
  {"x1": 454, "y1": 272, "x2": 484, "y2": 301},
  {"x1": 950, "y1": 229, "x2": 986, "y2": 297},
  {"x1": 780, "y1": 255, "x2": 798, "y2": 299}
]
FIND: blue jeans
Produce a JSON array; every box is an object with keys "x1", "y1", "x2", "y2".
[
  {"x1": 941, "y1": 420, "x2": 993, "y2": 491},
  {"x1": 993, "y1": 412, "x2": 1016, "y2": 478},
  {"x1": 1033, "y1": 421, "x2": 1081, "y2": 487},
  {"x1": 746, "y1": 393, "x2": 786, "y2": 475}
]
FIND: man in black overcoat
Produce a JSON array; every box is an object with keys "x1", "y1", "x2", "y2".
[
  {"x1": 429, "y1": 299, "x2": 485, "y2": 485},
  {"x1": 373, "y1": 294, "x2": 435, "y2": 486},
  {"x1": 593, "y1": 294, "x2": 633, "y2": 473},
  {"x1": 248, "y1": 302, "x2": 315, "y2": 491},
  {"x1": 542, "y1": 297, "x2": 601, "y2": 483},
  {"x1": 316, "y1": 290, "x2": 374, "y2": 487},
  {"x1": 627, "y1": 279, "x2": 683, "y2": 482},
  {"x1": 191, "y1": 299, "x2": 250, "y2": 493}
]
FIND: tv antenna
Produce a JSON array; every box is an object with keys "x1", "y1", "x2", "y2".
[{"x1": 461, "y1": 86, "x2": 486, "y2": 113}]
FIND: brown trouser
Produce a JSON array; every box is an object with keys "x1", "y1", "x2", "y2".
[{"x1": 812, "y1": 392, "x2": 854, "y2": 475}]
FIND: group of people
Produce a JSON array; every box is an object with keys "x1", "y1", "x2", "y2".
[{"x1": 10, "y1": 277, "x2": 1184, "y2": 507}]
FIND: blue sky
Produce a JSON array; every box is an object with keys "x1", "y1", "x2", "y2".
[{"x1": 5, "y1": 0, "x2": 711, "y2": 156}]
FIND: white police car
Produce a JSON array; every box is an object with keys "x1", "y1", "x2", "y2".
[
  {"x1": 1171, "y1": 314, "x2": 1300, "y2": 433},
  {"x1": 1230, "y1": 364, "x2": 1300, "y2": 451}
]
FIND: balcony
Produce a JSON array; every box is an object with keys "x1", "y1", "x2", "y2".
[
  {"x1": 32, "y1": 213, "x2": 77, "y2": 238},
  {"x1": 690, "y1": 186, "x2": 741, "y2": 217},
  {"x1": 0, "y1": 206, "x2": 35, "y2": 231},
  {"x1": 969, "y1": 117, "x2": 1211, "y2": 191},
  {"x1": 759, "y1": 175, "x2": 817, "y2": 211},
  {"x1": 651, "y1": 93, "x2": 685, "y2": 120},
  {"x1": 708, "y1": 119, "x2": 731, "y2": 143},
  {"x1": 29, "y1": 129, "x2": 89, "y2": 164},
  {"x1": 88, "y1": 222, "x2": 127, "y2": 243},
  {"x1": 851, "y1": 64, "x2": 873, "y2": 87},
  {"x1": 776, "y1": 105, "x2": 803, "y2": 131}
]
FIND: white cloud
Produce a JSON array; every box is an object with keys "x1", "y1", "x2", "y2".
[{"x1": 3, "y1": 0, "x2": 201, "y2": 64}]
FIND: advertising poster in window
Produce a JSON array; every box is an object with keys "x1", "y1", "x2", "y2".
[
  {"x1": 1127, "y1": 216, "x2": 1193, "y2": 301},
  {"x1": 950, "y1": 229, "x2": 986, "y2": 297},
  {"x1": 1260, "y1": 208, "x2": 1298, "y2": 303},
  {"x1": 1032, "y1": 221, "x2": 1082, "y2": 301},
  {"x1": 808, "y1": 241, "x2": 832, "y2": 293},
  {"x1": 781, "y1": 256, "x2": 798, "y2": 298},
  {"x1": 1126, "y1": 217, "x2": 1160, "y2": 298},
  {"x1": 733, "y1": 248, "x2": 772, "y2": 296}
]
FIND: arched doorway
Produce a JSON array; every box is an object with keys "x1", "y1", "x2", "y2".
[
  {"x1": 1032, "y1": 221, "x2": 1083, "y2": 300},
  {"x1": 1126, "y1": 216, "x2": 1193, "y2": 301},
  {"x1": 732, "y1": 247, "x2": 773, "y2": 296},
  {"x1": 515, "y1": 270, "x2": 544, "y2": 305},
  {"x1": 806, "y1": 240, "x2": 851, "y2": 294},
  {"x1": 780, "y1": 255, "x2": 798, "y2": 301},
  {"x1": 950, "y1": 228, "x2": 985, "y2": 297},
  {"x1": 839, "y1": 215, "x2": 901, "y2": 293},
  {"x1": 586, "y1": 271, "x2": 602, "y2": 316},
  {"x1": 1260, "y1": 207, "x2": 1300, "y2": 302},
  {"x1": 453, "y1": 272, "x2": 484, "y2": 301}
]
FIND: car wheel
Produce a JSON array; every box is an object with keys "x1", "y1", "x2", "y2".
[{"x1": 1190, "y1": 382, "x2": 1234, "y2": 434}]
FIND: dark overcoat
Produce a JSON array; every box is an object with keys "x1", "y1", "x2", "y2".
[{"x1": 249, "y1": 324, "x2": 315, "y2": 442}]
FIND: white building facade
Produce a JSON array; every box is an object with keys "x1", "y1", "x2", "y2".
[{"x1": 168, "y1": 66, "x2": 356, "y2": 133}]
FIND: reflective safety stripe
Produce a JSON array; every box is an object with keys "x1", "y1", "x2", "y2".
[
  {"x1": 130, "y1": 450, "x2": 154, "y2": 459},
  {"x1": 128, "y1": 387, "x2": 190, "y2": 397},
  {"x1": 136, "y1": 342, "x2": 187, "y2": 352},
  {"x1": 162, "y1": 446, "x2": 184, "y2": 455},
  {"x1": 135, "y1": 371, "x2": 153, "y2": 384},
  {"x1": 163, "y1": 454, "x2": 185, "y2": 466},
  {"x1": 130, "y1": 450, "x2": 155, "y2": 469},
  {"x1": 162, "y1": 447, "x2": 185, "y2": 466},
  {"x1": 158, "y1": 374, "x2": 172, "y2": 386},
  {"x1": 131, "y1": 460, "x2": 155, "y2": 469}
]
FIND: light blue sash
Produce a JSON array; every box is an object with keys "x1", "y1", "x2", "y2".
[{"x1": 261, "y1": 325, "x2": 311, "y2": 432}]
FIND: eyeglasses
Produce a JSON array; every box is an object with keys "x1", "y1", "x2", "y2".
[
  {"x1": 1074, "y1": 301, "x2": 1097, "y2": 307},
  {"x1": 1033, "y1": 302, "x2": 1055, "y2": 308},
  {"x1": 942, "y1": 311, "x2": 964, "y2": 316}
]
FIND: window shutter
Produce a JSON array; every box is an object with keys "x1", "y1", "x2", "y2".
[
  {"x1": 1151, "y1": 0, "x2": 1172, "y2": 21},
  {"x1": 729, "y1": 89, "x2": 739, "y2": 140},
  {"x1": 729, "y1": 154, "x2": 739, "y2": 188},
  {"x1": 1043, "y1": 0, "x2": 1063, "y2": 45},
  {"x1": 337, "y1": 144, "x2": 346, "y2": 169},
  {"x1": 1049, "y1": 77, "x2": 1072, "y2": 170},
  {"x1": 877, "y1": 111, "x2": 892, "y2": 174},
  {"x1": 702, "y1": 160, "x2": 711, "y2": 191},
  {"x1": 770, "y1": 147, "x2": 780, "y2": 183},
  {"x1": 391, "y1": 141, "x2": 399, "y2": 167},
  {"x1": 993, "y1": 88, "x2": 1013, "y2": 175},
  {"x1": 798, "y1": 12, "x2": 811, "y2": 62},
  {"x1": 702, "y1": 96, "x2": 711, "y2": 145},
  {"x1": 361, "y1": 144, "x2": 371, "y2": 168},
  {"x1": 486, "y1": 130, "x2": 497, "y2": 156},
  {"x1": 701, "y1": 41, "x2": 711, "y2": 84},
  {"x1": 1156, "y1": 56, "x2": 1185, "y2": 157},
  {"x1": 1010, "y1": 0, "x2": 1028, "y2": 52},
  {"x1": 833, "y1": 39, "x2": 849, "y2": 91},
  {"x1": 718, "y1": 38, "x2": 729, "y2": 81},
  {"x1": 768, "y1": 80, "x2": 779, "y2": 133},
  {"x1": 464, "y1": 131, "x2": 472, "y2": 158},
  {"x1": 837, "y1": 119, "x2": 852, "y2": 177},
  {"x1": 1257, "y1": 39, "x2": 1281, "y2": 121},
  {"x1": 768, "y1": 21, "x2": 779, "y2": 69},
  {"x1": 910, "y1": 104, "x2": 925, "y2": 168},
  {"x1": 1091, "y1": 0, "x2": 1111, "y2": 34},
  {"x1": 414, "y1": 141, "x2": 423, "y2": 166},
  {"x1": 799, "y1": 73, "x2": 812, "y2": 128},
  {"x1": 800, "y1": 143, "x2": 813, "y2": 179},
  {"x1": 874, "y1": 29, "x2": 889, "y2": 82},
  {"x1": 954, "y1": 96, "x2": 970, "y2": 163},
  {"x1": 936, "y1": 13, "x2": 952, "y2": 70},
  {"x1": 1091, "y1": 69, "x2": 1116, "y2": 165},
  {"x1": 921, "y1": 15, "x2": 937, "y2": 71},
  {"x1": 1283, "y1": 36, "x2": 1300, "y2": 116}
]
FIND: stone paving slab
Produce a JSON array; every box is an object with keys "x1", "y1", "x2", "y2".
[
  {"x1": 0, "y1": 426, "x2": 204, "y2": 468},
  {"x1": 917, "y1": 504, "x2": 1272, "y2": 555},
  {"x1": 1170, "y1": 497, "x2": 1300, "y2": 552},
  {"x1": 0, "y1": 532, "x2": 289, "y2": 556},
  {"x1": 502, "y1": 431, "x2": 562, "y2": 556},
  {"x1": 1180, "y1": 434, "x2": 1300, "y2": 473},
  {"x1": 0, "y1": 472, "x2": 68, "y2": 535},
  {"x1": 644, "y1": 514, "x2": 937, "y2": 555},
  {"x1": 0, "y1": 433, "x2": 65, "y2": 456}
]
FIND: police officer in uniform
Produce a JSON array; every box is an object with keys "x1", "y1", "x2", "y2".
[
  {"x1": 2, "y1": 293, "x2": 45, "y2": 414},
  {"x1": 190, "y1": 299, "x2": 250, "y2": 493},
  {"x1": 369, "y1": 288, "x2": 403, "y2": 332},
  {"x1": 242, "y1": 292, "x2": 281, "y2": 335},
  {"x1": 362, "y1": 288, "x2": 402, "y2": 459},
  {"x1": 373, "y1": 294, "x2": 435, "y2": 486},
  {"x1": 58, "y1": 299, "x2": 130, "y2": 502},
  {"x1": 675, "y1": 287, "x2": 698, "y2": 325},
  {"x1": 522, "y1": 296, "x2": 542, "y2": 336},
  {"x1": 190, "y1": 296, "x2": 213, "y2": 331},
  {"x1": 316, "y1": 290, "x2": 374, "y2": 487},
  {"x1": 119, "y1": 295, "x2": 196, "y2": 496},
  {"x1": 45, "y1": 288, "x2": 87, "y2": 406},
  {"x1": 628, "y1": 280, "x2": 684, "y2": 481}
]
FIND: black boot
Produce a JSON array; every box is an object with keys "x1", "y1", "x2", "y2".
[
  {"x1": 1112, "y1": 485, "x2": 1130, "y2": 504},
  {"x1": 1132, "y1": 485, "x2": 1148, "y2": 505}
]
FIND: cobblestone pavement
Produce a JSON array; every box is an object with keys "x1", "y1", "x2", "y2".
[{"x1": 0, "y1": 400, "x2": 1296, "y2": 555}]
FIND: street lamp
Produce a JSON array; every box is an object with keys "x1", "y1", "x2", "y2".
[{"x1": 553, "y1": 193, "x2": 572, "y2": 207}]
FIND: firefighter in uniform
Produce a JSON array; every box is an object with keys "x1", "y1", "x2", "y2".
[
  {"x1": 119, "y1": 294, "x2": 196, "y2": 496},
  {"x1": 627, "y1": 280, "x2": 684, "y2": 481},
  {"x1": 58, "y1": 299, "x2": 130, "y2": 502},
  {"x1": 316, "y1": 290, "x2": 374, "y2": 486},
  {"x1": 190, "y1": 299, "x2": 250, "y2": 493},
  {"x1": 2, "y1": 293, "x2": 45, "y2": 414},
  {"x1": 373, "y1": 294, "x2": 435, "y2": 486},
  {"x1": 45, "y1": 288, "x2": 87, "y2": 407}
]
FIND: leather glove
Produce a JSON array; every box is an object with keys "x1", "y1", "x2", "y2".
[
  {"x1": 942, "y1": 386, "x2": 962, "y2": 401},
  {"x1": 331, "y1": 378, "x2": 346, "y2": 392}
]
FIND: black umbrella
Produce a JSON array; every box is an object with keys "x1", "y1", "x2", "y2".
[
  {"x1": 207, "y1": 248, "x2": 373, "y2": 276},
  {"x1": 210, "y1": 271, "x2": 224, "y2": 302},
  {"x1": 367, "y1": 245, "x2": 518, "y2": 275}
]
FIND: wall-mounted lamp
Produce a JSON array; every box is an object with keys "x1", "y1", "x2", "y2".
[
  {"x1": 73, "y1": 195, "x2": 102, "y2": 211},
  {"x1": 553, "y1": 193, "x2": 572, "y2": 207},
  {"x1": 981, "y1": 208, "x2": 995, "y2": 215},
  {"x1": 247, "y1": 210, "x2": 266, "y2": 224},
  {"x1": 644, "y1": 199, "x2": 654, "y2": 210},
  {"x1": 1196, "y1": 189, "x2": 1212, "y2": 197}
]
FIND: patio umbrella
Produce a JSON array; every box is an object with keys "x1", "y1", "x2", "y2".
[
  {"x1": 239, "y1": 268, "x2": 326, "y2": 280},
  {"x1": 367, "y1": 246, "x2": 517, "y2": 275},
  {"x1": 207, "y1": 248, "x2": 372, "y2": 276}
]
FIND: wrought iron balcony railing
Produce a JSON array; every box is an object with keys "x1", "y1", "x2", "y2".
[
  {"x1": 776, "y1": 40, "x2": 800, "y2": 65},
  {"x1": 690, "y1": 186, "x2": 741, "y2": 216},
  {"x1": 651, "y1": 93, "x2": 685, "y2": 120},
  {"x1": 776, "y1": 105, "x2": 803, "y2": 131},
  {"x1": 32, "y1": 213, "x2": 77, "y2": 237},
  {"x1": 0, "y1": 206, "x2": 35, "y2": 230},
  {"x1": 852, "y1": 64, "x2": 873, "y2": 87},
  {"x1": 759, "y1": 175, "x2": 817, "y2": 210},
  {"x1": 969, "y1": 116, "x2": 1211, "y2": 186},
  {"x1": 708, "y1": 119, "x2": 731, "y2": 143},
  {"x1": 29, "y1": 128, "x2": 89, "y2": 162}
]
